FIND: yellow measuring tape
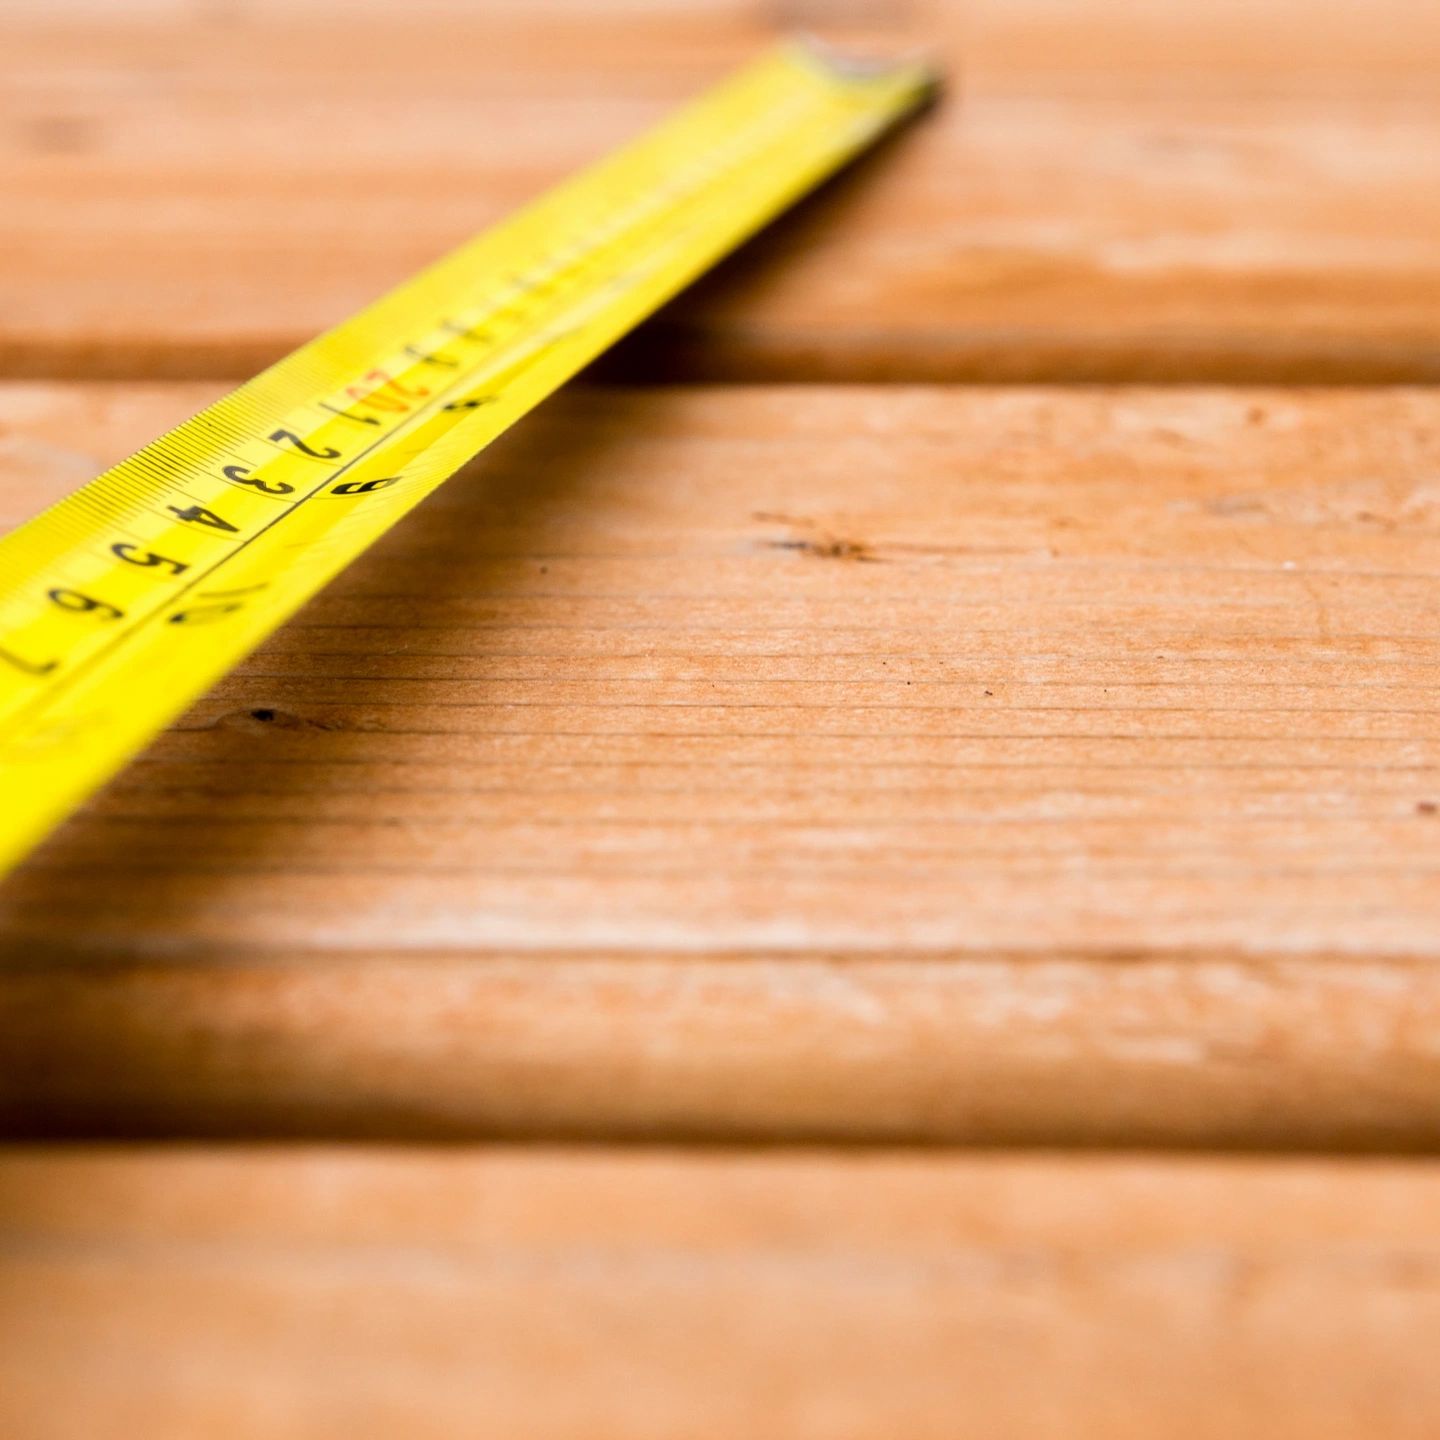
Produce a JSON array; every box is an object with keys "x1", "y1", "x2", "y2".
[{"x1": 0, "y1": 42, "x2": 935, "y2": 877}]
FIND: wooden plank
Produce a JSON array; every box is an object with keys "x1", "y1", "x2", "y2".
[
  {"x1": 3, "y1": 380, "x2": 1440, "y2": 1143},
  {"x1": 5, "y1": 1, "x2": 1440, "y2": 381},
  {"x1": 3, "y1": 1145, "x2": 1440, "y2": 1438}
]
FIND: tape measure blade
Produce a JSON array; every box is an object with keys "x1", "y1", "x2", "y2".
[{"x1": 0, "y1": 42, "x2": 937, "y2": 877}]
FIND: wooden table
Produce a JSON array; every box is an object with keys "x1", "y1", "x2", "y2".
[{"x1": 3, "y1": 2, "x2": 1440, "y2": 1434}]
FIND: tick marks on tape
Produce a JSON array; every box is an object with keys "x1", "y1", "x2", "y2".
[{"x1": 0, "y1": 42, "x2": 939, "y2": 875}]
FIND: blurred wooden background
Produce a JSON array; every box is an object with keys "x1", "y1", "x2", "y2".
[{"x1": 3, "y1": 1, "x2": 1440, "y2": 1435}]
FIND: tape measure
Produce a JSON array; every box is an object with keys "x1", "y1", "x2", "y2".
[{"x1": 0, "y1": 42, "x2": 936, "y2": 877}]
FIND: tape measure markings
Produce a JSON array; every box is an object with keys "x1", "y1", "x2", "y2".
[{"x1": 0, "y1": 42, "x2": 936, "y2": 874}]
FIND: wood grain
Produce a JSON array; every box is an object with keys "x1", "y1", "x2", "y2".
[
  {"x1": 4, "y1": 1145, "x2": 1440, "y2": 1438},
  {"x1": 9, "y1": 5, "x2": 1440, "y2": 1429},
  {"x1": 3, "y1": 380, "x2": 1439, "y2": 1143},
  {"x1": 6, "y1": 0, "x2": 1440, "y2": 381}
]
